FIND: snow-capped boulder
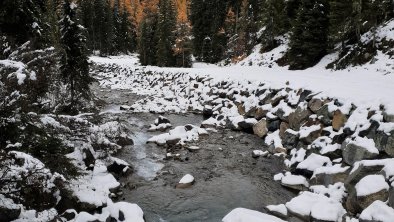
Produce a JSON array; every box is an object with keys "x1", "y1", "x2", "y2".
[
  {"x1": 252, "y1": 150, "x2": 269, "y2": 158},
  {"x1": 296, "y1": 153, "x2": 332, "y2": 178},
  {"x1": 265, "y1": 204, "x2": 288, "y2": 219},
  {"x1": 253, "y1": 118, "x2": 268, "y2": 138},
  {"x1": 341, "y1": 137, "x2": 379, "y2": 165},
  {"x1": 299, "y1": 124, "x2": 322, "y2": 144},
  {"x1": 359, "y1": 200, "x2": 394, "y2": 222},
  {"x1": 203, "y1": 105, "x2": 213, "y2": 118},
  {"x1": 238, "y1": 118, "x2": 258, "y2": 134},
  {"x1": 346, "y1": 174, "x2": 390, "y2": 213},
  {"x1": 311, "y1": 165, "x2": 350, "y2": 186},
  {"x1": 115, "y1": 134, "x2": 134, "y2": 146},
  {"x1": 222, "y1": 208, "x2": 286, "y2": 222},
  {"x1": 154, "y1": 116, "x2": 171, "y2": 125},
  {"x1": 176, "y1": 174, "x2": 195, "y2": 189},
  {"x1": 285, "y1": 191, "x2": 345, "y2": 222},
  {"x1": 280, "y1": 172, "x2": 309, "y2": 191}
]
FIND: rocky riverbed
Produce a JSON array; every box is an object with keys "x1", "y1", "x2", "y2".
[{"x1": 93, "y1": 84, "x2": 296, "y2": 222}]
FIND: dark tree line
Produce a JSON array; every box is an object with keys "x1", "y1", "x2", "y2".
[
  {"x1": 79, "y1": 0, "x2": 137, "y2": 56},
  {"x1": 187, "y1": 0, "x2": 394, "y2": 69}
]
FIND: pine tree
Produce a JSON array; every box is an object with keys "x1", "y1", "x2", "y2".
[
  {"x1": 60, "y1": 0, "x2": 92, "y2": 113},
  {"x1": 0, "y1": 0, "x2": 46, "y2": 47},
  {"x1": 328, "y1": 0, "x2": 353, "y2": 50},
  {"x1": 287, "y1": 0, "x2": 330, "y2": 70},
  {"x1": 138, "y1": 4, "x2": 159, "y2": 66},
  {"x1": 261, "y1": 0, "x2": 289, "y2": 50},
  {"x1": 190, "y1": 0, "x2": 227, "y2": 63},
  {"x1": 120, "y1": 4, "x2": 137, "y2": 53},
  {"x1": 156, "y1": 0, "x2": 177, "y2": 67},
  {"x1": 174, "y1": 21, "x2": 193, "y2": 67}
]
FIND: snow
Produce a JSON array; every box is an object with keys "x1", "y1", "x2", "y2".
[
  {"x1": 346, "y1": 136, "x2": 379, "y2": 154},
  {"x1": 252, "y1": 150, "x2": 268, "y2": 157},
  {"x1": 179, "y1": 174, "x2": 194, "y2": 184},
  {"x1": 310, "y1": 182, "x2": 347, "y2": 203},
  {"x1": 91, "y1": 48, "x2": 394, "y2": 115},
  {"x1": 297, "y1": 153, "x2": 332, "y2": 172},
  {"x1": 281, "y1": 172, "x2": 309, "y2": 187},
  {"x1": 312, "y1": 164, "x2": 350, "y2": 178},
  {"x1": 299, "y1": 125, "x2": 321, "y2": 139},
  {"x1": 266, "y1": 204, "x2": 287, "y2": 216},
  {"x1": 222, "y1": 208, "x2": 286, "y2": 222},
  {"x1": 148, "y1": 125, "x2": 207, "y2": 145},
  {"x1": 355, "y1": 174, "x2": 389, "y2": 197},
  {"x1": 359, "y1": 200, "x2": 394, "y2": 222},
  {"x1": 286, "y1": 191, "x2": 346, "y2": 221}
]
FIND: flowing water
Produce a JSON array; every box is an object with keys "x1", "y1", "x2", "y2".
[{"x1": 94, "y1": 84, "x2": 296, "y2": 222}]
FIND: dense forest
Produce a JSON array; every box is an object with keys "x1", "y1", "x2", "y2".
[{"x1": 1, "y1": 0, "x2": 393, "y2": 70}]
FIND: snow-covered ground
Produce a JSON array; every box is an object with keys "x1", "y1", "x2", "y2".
[{"x1": 91, "y1": 51, "x2": 394, "y2": 115}]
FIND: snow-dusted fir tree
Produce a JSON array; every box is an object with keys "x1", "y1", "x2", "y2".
[{"x1": 60, "y1": 0, "x2": 92, "y2": 113}]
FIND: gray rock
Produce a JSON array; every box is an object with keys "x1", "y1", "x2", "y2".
[
  {"x1": 268, "y1": 120, "x2": 281, "y2": 132},
  {"x1": 383, "y1": 112, "x2": 394, "y2": 122},
  {"x1": 282, "y1": 129, "x2": 299, "y2": 148},
  {"x1": 389, "y1": 186, "x2": 394, "y2": 209},
  {"x1": 253, "y1": 119, "x2": 268, "y2": 138},
  {"x1": 373, "y1": 129, "x2": 394, "y2": 157},
  {"x1": 316, "y1": 105, "x2": 332, "y2": 126},
  {"x1": 288, "y1": 107, "x2": 312, "y2": 131},
  {"x1": 308, "y1": 98, "x2": 325, "y2": 113},
  {"x1": 346, "y1": 188, "x2": 389, "y2": 214},
  {"x1": 116, "y1": 135, "x2": 134, "y2": 146},
  {"x1": 311, "y1": 168, "x2": 350, "y2": 186},
  {"x1": 341, "y1": 139, "x2": 379, "y2": 165}
]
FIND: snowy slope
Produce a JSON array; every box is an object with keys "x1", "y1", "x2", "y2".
[{"x1": 91, "y1": 52, "x2": 394, "y2": 115}]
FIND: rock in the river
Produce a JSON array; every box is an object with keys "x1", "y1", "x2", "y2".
[
  {"x1": 252, "y1": 150, "x2": 268, "y2": 158},
  {"x1": 280, "y1": 172, "x2": 309, "y2": 191},
  {"x1": 120, "y1": 105, "x2": 131, "y2": 110},
  {"x1": 187, "y1": 146, "x2": 200, "y2": 152},
  {"x1": 203, "y1": 105, "x2": 213, "y2": 119},
  {"x1": 265, "y1": 204, "x2": 288, "y2": 219},
  {"x1": 155, "y1": 116, "x2": 171, "y2": 125},
  {"x1": 222, "y1": 208, "x2": 286, "y2": 222},
  {"x1": 107, "y1": 158, "x2": 131, "y2": 176},
  {"x1": 0, "y1": 195, "x2": 21, "y2": 222},
  {"x1": 332, "y1": 110, "x2": 347, "y2": 131},
  {"x1": 176, "y1": 174, "x2": 195, "y2": 189},
  {"x1": 253, "y1": 119, "x2": 268, "y2": 138},
  {"x1": 341, "y1": 137, "x2": 379, "y2": 165},
  {"x1": 116, "y1": 134, "x2": 134, "y2": 146}
]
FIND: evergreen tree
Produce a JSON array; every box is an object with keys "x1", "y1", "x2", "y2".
[
  {"x1": 190, "y1": 0, "x2": 227, "y2": 63},
  {"x1": 120, "y1": 4, "x2": 137, "y2": 53},
  {"x1": 174, "y1": 21, "x2": 193, "y2": 67},
  {"x1": 287, "y1": 0, "x2": 330, "y2": 70},
  {"x1": 328, "y1": 0, "x2": 353, "y2": 50},
  {"x1": 60, "y1": 0, "x2": 92, "y2": 113},
  {"x1": 156, "y1": 0, "x2": 177, "y2": 67},
  {"x1": 138, "y1": 6, "x2": 158, "y2": 66},
  {"x1": 0, "y1": 0, "x2": 46, "y2": 47},
  {"x1": 261, "y1": 0, "x2": 289, "y2": 50}
]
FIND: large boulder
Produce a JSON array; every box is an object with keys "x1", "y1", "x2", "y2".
[
  {"x1": 359, "y1": 200, "x2": 394, "y2": 222},
  {"x1": 311, "y1": 165, "x2": 350, "y2": 186},
  {"x1": 282, "y1": 129, "x2": 299, "y2": 149},
  {"x1": 346, "y1": 175, "x2": 389, "y2": 213},
  {"x1": 253, "y1": 119, "x2": 268, "y2": 138},
  {"x1": 341, "y1": 137, "x2": 379, "y2": 165}
]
